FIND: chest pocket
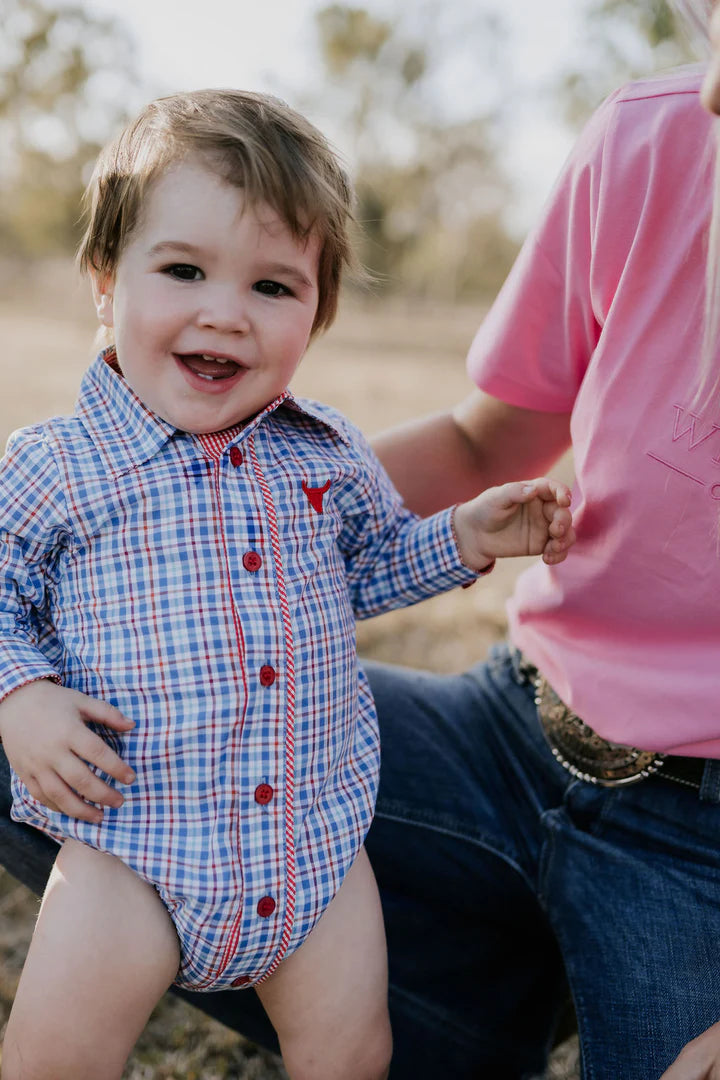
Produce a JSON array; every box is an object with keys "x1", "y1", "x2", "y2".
[{"x1": 259, "y1": 471, "x2": 346, "y2": 609}]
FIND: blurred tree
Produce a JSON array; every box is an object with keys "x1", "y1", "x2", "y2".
[
  {"x1": 311, "y1": 3, "x2": 520, "y2": 301},
  {"x1": 0, "y1": 0, "x2": 140, "y2": 256},
  {"x1": 560, "y1": 0, "x2": 705, "y2": 126}
]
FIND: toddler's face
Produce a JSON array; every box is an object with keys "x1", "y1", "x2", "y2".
[{"x1": 91, "y1": 159, "x2": 321, "y2": 434}]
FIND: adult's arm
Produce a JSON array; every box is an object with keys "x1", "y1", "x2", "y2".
[
  {"x1": 379, "y1": 83, "x2": 635, "y2": 517},
  {"x1": 372, "y1": 389, "x2": 572, "y2": 517}
]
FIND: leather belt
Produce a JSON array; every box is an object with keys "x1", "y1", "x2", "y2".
[{"x1": 520, "y1": 655, "x2": 706, "y2": 790}]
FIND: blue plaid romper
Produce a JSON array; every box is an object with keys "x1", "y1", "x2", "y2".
[{"x1": 0, "y1": 350, "x2": 476, "y2": 989}]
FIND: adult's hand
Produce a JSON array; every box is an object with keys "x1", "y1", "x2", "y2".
[{"x1": 659, "y1": 1020, "x2": 720, "y2": 1079}]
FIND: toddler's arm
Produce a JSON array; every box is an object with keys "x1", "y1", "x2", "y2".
[
  {"x1": 0, "y1": 428, "x2": 135, "y2": 822},
  {"x1": 452, "y1": 477, "x2": 574, "y2": 570},
  {"x1": 0, "y1": 680, "x2": 136, "y2": 824},
  {"x1": 325, "y1": 402, "x2": 574, "y2": 617}
]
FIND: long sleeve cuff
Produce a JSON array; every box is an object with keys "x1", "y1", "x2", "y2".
[
  {"x1": 353, "y1": 506, "x2": 493, "y2": 620},
  {"x1": 0, "y1": 637, "x2": 60, "y2": 706}
]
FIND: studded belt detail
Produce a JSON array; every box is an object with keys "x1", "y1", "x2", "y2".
[{"x1": 523, "y1": 657, "x2": 706, "y2": 790}]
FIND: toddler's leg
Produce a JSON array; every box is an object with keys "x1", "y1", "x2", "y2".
[
  {"x1": 1, "y1": 839, "x2": 180, "y2": 1080},
  {"x1": 255, "y1": 845, "x2": 392, "y2": 1080}
]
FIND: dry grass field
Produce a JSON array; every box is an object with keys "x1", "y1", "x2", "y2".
[{"x1": 0, "y1": 260, "x2": 578, "y2": 1079}]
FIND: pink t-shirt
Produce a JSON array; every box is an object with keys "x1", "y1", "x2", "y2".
[{"x1": 468, "y1": 67, "x2": 720, "y2": 756}]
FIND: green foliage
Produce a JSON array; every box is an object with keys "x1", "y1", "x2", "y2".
[
  {"x1": 560, "y1": 0, "x2": 700, "y2": 126},
  {"x1": 312, "y1": 3, "x2": 518, "y2": 302},
  {"x1": 1, "y1": 0, "x2": 140, "y2": 257},
  {"x1": 316, "y1": 6, "x2": 393, "y2": 74}
]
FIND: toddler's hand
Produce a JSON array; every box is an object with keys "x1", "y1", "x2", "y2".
[
  {"x1": 0, "y1": 680, "x2": 136, "y2": 824},
  {"x1": 453, "y1": 478, "x2": 575, "y2": 571}
]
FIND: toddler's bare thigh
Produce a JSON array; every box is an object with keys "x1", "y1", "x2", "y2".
[
  {"x1": 2, "y1": 839, "x2": 180, "y2": 1080},
  {"x1": 255, "y1": 845, "x2": 392, "y2": 1080}
]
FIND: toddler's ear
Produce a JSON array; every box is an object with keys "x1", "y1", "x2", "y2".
[{"x1": 89, "y1": 271, "x2": 114, "y2": 329}]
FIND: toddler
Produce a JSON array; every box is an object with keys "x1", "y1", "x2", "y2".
[{"x1": 0, "y1": 89, "x2": 574, "y2": 1080}]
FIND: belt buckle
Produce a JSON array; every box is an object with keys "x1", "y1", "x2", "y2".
[{"x1": 534, "y1": 674, "x2": 665, "y2": 787}]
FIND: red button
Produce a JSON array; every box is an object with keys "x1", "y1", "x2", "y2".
[
  {"x1": 232, "y1": 975, "x2": 252, "y2": 987},
  {"x1": 229, "y1": 446, "x2": 243, "y2": 467},
  {"x1": 257, "y1": 896, "x2": 276, "y2": 918},
  {"x1": 254, "y1": 783, "x2": 274, "y2": 805},
  {"x1": 259, "y1": 665, "x2": 276, "y2": 687},
  {"x1": 242, "y1": 551, "x2": 262, "y2": 572}
]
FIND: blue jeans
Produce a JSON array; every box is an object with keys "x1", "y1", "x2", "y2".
[
  {"x1": 2, "y1": 644, "x2": 720, "y2": 1078},
  {"x1": 366, "y1": 644, "x2": 720, "y2": 1079}
]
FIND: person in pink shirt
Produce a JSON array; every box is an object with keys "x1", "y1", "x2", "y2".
[{"x1": 362, "y1": 3, "x2": 720, "y2": 1077}]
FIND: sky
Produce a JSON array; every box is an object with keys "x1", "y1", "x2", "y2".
[{"x1": 69, "y1": 0, "x2": 593, "y2": 232}]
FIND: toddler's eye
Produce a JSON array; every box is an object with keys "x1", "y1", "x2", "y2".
[
  {"x1": 254, "y1": 280, "x2": 291, "y2": 297},
  {"x1": 163, "y1": 264, "x2": 203, "y2": 281}
]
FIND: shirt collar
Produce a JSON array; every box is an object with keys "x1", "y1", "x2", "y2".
[
  {"x1": 75, "y1": 348, "x2": 351, "y2": 477},
  {"x1": 74, "y1": 349, "x2": 177, "y2": 477}
]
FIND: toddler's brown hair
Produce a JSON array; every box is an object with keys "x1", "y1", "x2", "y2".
[{"x1": 78, "y1": 89, "x2": 359, "y2": 336}]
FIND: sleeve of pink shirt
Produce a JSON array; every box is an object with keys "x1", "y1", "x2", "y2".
[{"x1": 465, "y1": 93, "x2": 621, "y2": 410}]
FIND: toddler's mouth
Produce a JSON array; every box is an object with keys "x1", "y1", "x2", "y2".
[{"x1": 178, "y1": 353, "x2": 241, "y2": 381}]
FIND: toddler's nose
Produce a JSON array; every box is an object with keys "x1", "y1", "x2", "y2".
[{"x1": 197, "y1": 287, "x2": 250, "y2": 333}]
